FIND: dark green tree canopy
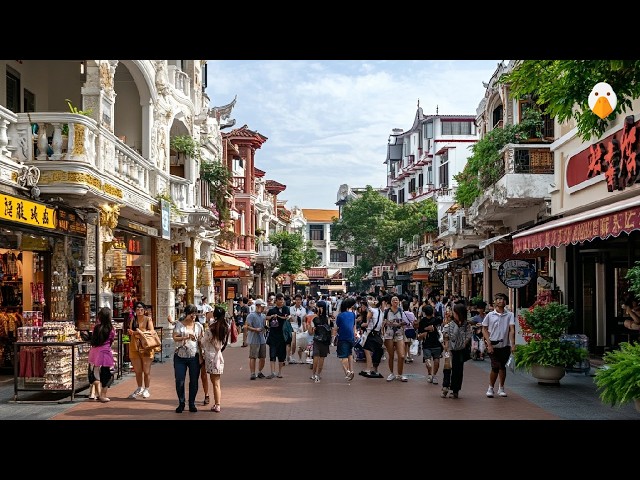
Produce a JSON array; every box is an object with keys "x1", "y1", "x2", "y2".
[
  {"x1": 268, "y1": 231, "x2": 319, "y2": 275},
  {"x1": 331, "y1": 186, "x2": 438, "y2": 286},
  {"x1": 501, "y1": 60, "x2": 640, "y2": 141}
]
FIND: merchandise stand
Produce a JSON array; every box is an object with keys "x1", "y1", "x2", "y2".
[{"x1": 12, "y1": 341, "x2": 90, "y2": 403}]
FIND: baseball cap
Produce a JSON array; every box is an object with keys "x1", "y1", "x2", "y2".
[{"x1": 254, "y1": 299, "x2": 266, "y2": 306}]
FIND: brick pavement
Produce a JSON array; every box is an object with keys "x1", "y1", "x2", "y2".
[{"x1": 49, "y1": 337, "x2": 562, "y2": 421}]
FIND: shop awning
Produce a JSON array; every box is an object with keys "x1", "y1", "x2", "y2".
[
  {"x1": 512, "y1": 196, "x2": 640, "y2": 253},
  {"x1": 213, "y1": 253, "x2": 248, "y2": 270},
  {"x1": 479, "y1": 233, "x2": 511, "y2": 249},
  {"x1": 396, "y1": 259, "x2": 418, "y2": 273},
  {"x1": 318, "y1": 285, "x2": 346, "y2": 291},
  {"x1": 436, "y1": 260, "x2": 455, "y2": 270}
]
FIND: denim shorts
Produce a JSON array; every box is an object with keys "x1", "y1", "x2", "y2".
[
  {"x1": 423, "y1": 345, "x2": 443, "y2": 360},
  {"x1": 336, "y1": 339, "x2": 354, "y2": 359}
]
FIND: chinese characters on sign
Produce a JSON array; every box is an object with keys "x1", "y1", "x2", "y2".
[
  {"x1": 1, "y1": 194, "x2": 56, "y2": 229},
  {"x1": 513, "y1": 206, "x2": 640, "y2": 253}
]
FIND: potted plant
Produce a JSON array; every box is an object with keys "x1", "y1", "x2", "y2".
[
  {"x1": 594, "y1": 341, "x2": 640, "y2": 412},
  {"x1": 170, "y1": 134, "x2": 200, "y2": 159},
  {"x1": 514, "y1": 301, "x2": 587, "y2": 385}
]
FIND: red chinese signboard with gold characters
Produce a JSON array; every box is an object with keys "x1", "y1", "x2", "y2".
[{"x1": 513, "y1": 205, "x2": 640, "y2": 253}]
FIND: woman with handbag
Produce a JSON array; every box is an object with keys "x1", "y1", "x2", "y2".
[
  {"x1": 200, "y1": 306, "x2": 229, "y2": 412},
  {"x1": 360, "y1": 297, "x2": 385, "y2": 378},
  {"x1": 127, "y1": 301, "x2": 156, "y2": 400},
  {"x1": 88, "y1": 307, "x2": 116, "y2": 403},
  {"x1": 383, "y1": 295, "x2": 409, "y2": 382},
  {"x1": 172, "y1": 303, "x2": 204, "y2": 413},
  {"x1": 441, "y1": 302, "x2": 472, "y2": 399}
]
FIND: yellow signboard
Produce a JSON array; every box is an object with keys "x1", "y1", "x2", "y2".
[{"x1": 1, "y1": 193, "x2": 56, "y2": 229}]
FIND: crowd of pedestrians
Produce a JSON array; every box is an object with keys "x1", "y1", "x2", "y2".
[{"x1": 89, "y1": 289, "x2": 518, "y2": 413}]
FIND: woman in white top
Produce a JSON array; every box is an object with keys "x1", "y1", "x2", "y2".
[
  {"x1": 172, "y1": 304, "x2": 204, "y2": 413},
  {"x1": 288, "y1": 294, "x2": 307, "y2": 364},
  {"x1": 383, "y1": 296, "x2": 411, "y2": 382},
  {"x1": 359, "y1": 297, "x2": 385, "y2": 378}
]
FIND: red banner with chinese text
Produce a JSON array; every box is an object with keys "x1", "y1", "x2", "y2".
[{"x1": 513, "y1": 205, "x2": 640, "y2": 253}]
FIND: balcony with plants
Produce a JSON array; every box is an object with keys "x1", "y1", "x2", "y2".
[{"x1": 455, "y1": 108, "x2": 555, "y2": 228}]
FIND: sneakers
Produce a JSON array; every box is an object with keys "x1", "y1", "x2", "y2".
[
  {"x1": 431, "y1": 376, "x2": 438, "y2": 385},
  {"x1": 398, "y1": 375, "x2": 408, "y2": 382},
  {"x1": 266, "y1": 373, "x2": 276, "y2": 379},
  {"x1": 346, "y1": 370, "x2": 355, "y2": 381},
  {"x1": 250, "y1": 373, "x2": 256, "y2": 380},
  {"x1": 486, "y1": 386, "x2": 495, "y2": 398},
  {"x1": 141, "y1": 388, "x2": 150, "y2": 399},
  {"x1": 257, "y1": 372, "x2": 266, "y2": 379},
  {"x1": 426, "y1": 375, "x2": 433, "y2": 383},
  {"x1": 359, "y1": 370, "x2": 370, "y2": 377},
  {"x1": 441, "y1": 387, "x2": 449, "y2": 398},
  {"x1": 129, "y1": 387, "x2": 143, "y2": 399},
  {"x1": 498, "y1": 387, "x2": 508, "y2": 397},
  {"x1": 386, "y1": 373, "x2": 396, "y2": 382},
  {"x1": 311, "y1": 374, "x2": 320, "y2": 383},
  {"x1": 368, "y1": 372, "x2": 384, "y2": 378}
]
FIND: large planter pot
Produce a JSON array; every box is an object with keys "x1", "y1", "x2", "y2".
[{"x1": 531, "y1": 364, "x2": 565, "y2": 385}]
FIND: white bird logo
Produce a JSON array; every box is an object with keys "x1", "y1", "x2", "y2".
[{"x1": 588, "y1": 82, "x2": 617, "y2": 119}]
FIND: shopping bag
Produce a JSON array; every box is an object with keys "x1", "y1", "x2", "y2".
[
  {"x1": 410, "y1": 339, "x2": 419, "y2": 356},
  {"x1": 506, "y1": 353, "x2": 515, "y2": 373}
]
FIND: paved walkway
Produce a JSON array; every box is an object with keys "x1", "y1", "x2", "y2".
[{"x1": 1, "y1": 335, "x2": 638, "y2": 421}]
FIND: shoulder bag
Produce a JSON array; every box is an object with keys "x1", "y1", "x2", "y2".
[
  {"x1": 230, "y1": 318, "x2": 239, "y2": 344},
  {"x1": 136, "y1": 327, "x2": 161, "y2": 353}
]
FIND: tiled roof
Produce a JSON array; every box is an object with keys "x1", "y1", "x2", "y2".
[
  {"x1": 222, "y1": 125, "x2": 268, "y2": 147},
  {"x1": 265, "y1": 179, "x2": 286, "y2": 194},
  {"x1": 302, "y1": 209, "x2": 339, "y2": 222}
]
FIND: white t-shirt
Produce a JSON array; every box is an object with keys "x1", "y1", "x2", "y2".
[
  {"x1": 482, "y1": 309, "x2": 515, "y2": 347},
  {"x1": 289, "y1": 305, "x2": 307, "y2": 333}
]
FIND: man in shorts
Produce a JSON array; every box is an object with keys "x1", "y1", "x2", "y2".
[
  {"x1": 246, "y1": 299, "x2": 267, "y2": 380},
  {"x1": 482, "y1": 292, "x2": 516, "y2": 398}
]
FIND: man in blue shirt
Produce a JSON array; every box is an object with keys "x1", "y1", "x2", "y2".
[{"x1": 335, "y1": 296, "x2": 357, "y2": 381}]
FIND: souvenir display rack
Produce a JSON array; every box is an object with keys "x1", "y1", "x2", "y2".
[{"x1": 13, "y1": 339, "x2": 90, "y2": 402}]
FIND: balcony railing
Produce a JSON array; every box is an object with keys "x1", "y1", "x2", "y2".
[{"x1": 479, "y1": 146, "x2": 554, "y2": 189}]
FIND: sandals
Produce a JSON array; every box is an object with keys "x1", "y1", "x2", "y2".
[
  {"x1": 211, "y1": 404, "x2": 221, "y2": 412},
  {"x1": 203, "y1": 395, "x2": 210, "y2": 405}
]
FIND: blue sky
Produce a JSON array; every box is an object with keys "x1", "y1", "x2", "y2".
[{"x1": 205, "y1": 60, "x2": 503, "y2": 210}]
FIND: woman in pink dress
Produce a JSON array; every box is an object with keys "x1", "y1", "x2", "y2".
[{"x1": 88, "y1": 307, "x2": 116, "y2": 403}]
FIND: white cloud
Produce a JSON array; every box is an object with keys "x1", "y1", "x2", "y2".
[{"x1": 206, "y1": 60, "x2": 502, "y2": 209}]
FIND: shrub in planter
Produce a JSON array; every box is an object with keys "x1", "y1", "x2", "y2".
[
  {"x1": 514, "y1": 302, "x2": 587, "y2": 371},
  {"x1": 595, "y1": 341, "x2": 640, "y2": 408}
]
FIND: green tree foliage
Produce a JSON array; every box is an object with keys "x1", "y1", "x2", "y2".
[
  {"x1": 331, "y1": 186, "x2": 438, "y2": 286},
  {"x1": 200, "y1": 161, "x2": 232, "y2": 228},
  {"x1": 268, "y1": 231, "x2": 319, "y2": 275},
  {"x1": 453, "y1": 124, "x2": 520, "y2": 208},
  {"x1": 501, "y1": 60, "x2": 640, "y2": 141}
]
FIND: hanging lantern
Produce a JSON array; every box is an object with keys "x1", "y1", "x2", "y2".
[
  {"x1": 175, "y1": 258, "x2": 187, "y2": 286},
  {"x1": 112, "y1": 245, "x2": 127, "y2": 280}
]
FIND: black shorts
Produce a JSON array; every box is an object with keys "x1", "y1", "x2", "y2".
[
  {"x1": 489, "y1": 346, "x2": 511, "y2": 370},
  {"x1": 405, "y1": 328, "x2": 416, "y2": 339}
]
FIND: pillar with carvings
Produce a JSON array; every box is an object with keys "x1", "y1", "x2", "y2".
[{"x1": 157, "y1": 239, "x2": 175, "y2": 328}]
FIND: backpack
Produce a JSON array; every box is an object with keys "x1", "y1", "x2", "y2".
[{"x1": 313, "y1": 320, "x2": 332, "y2": 344}]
